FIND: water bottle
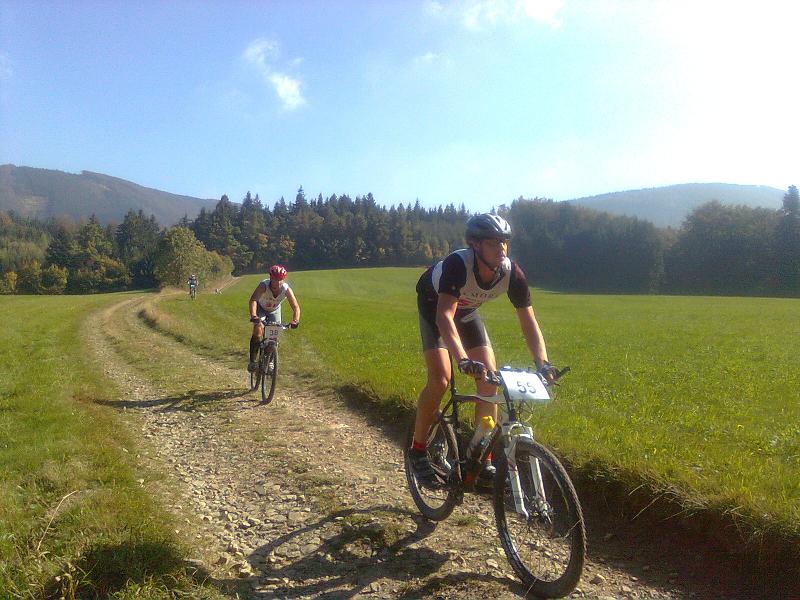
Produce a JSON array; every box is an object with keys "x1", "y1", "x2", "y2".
[{"x1": 464, "y1": 415, "x2": 495, "y2": 488}]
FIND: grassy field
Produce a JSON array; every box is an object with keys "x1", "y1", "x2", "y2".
[
  {"x1": 3, "y1": 269, "x2": 795, "y2": 595},
  {"x1": 0, "y1": 294, "x2": 222, "y2": 599},
  {"x1": 156, "y1": 268, "x2": 800, "y2": 545}
]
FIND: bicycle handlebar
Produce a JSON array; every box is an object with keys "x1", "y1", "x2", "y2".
[
  {"x1": 251, "y1": 316, "x2": 295, "y2": 329},
  {"x1": 485, "y1": 365, "x2": 570, "y2": 387}
]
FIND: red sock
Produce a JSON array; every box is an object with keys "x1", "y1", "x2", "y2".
[
  {"x1": 484, "y1": 452, "x2": 492, "y2": 463},
  {"x1": 412, "y1": 440, "x2": 426, "y2": 452}
]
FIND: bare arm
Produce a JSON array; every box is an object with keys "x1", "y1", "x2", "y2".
[
  {"x1": 249, "y1": 283, "x2": 266, "y2": 319},
  {"x1": 517, "y1": 305, "x2": 549, "y2": 368},
  {"x1": 435, "y1": 293, "x2": 469, "y2": 362},
  {"x1": 286, "y1": 287, "x2": 300, "y2": 322}
]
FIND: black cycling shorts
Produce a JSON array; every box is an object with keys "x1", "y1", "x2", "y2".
[{"x1": 418, "y1": 310, "x2": 491, "y2": 352}]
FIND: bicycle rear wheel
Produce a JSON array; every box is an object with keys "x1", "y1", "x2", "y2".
[
  {"x1": 260, "y1": 347, "x2": 278, "y2": 404},
  {"x1": 493, "y1": 439, "x2": 585, "y2": 598},
  {"x1": 403, "y1": 415, "x2": 460, "y2": 521}
]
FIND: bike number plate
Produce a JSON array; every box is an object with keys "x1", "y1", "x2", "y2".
[
  {"x1": 265, "y1": 324, "x2": 281, "y2": 342},
  {"x1": 499, "y1": 370, "x2": 551, "y2": 402}
]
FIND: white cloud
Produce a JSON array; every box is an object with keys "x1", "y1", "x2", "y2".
[
  {"x1": 241, "y1": 37, "x2": 306, "y2": 111},
  {"x1": 423, "y1": 1, "x2": 445, "y2": 17},
  {"x1": 463, "y1": 1, "x2": 503, "y2": 30},
  {"x1": 414, "y1": 52, "x2": 442, "y2": 65},
  {"x1": 0, "y1": 52, "x2": 13, "y2": 81},
  {"x1": 518, "y1": 0, "x2": 563, "y2": 27},
  {"x1": 269, "y1": 73, "x2": 306, "y2": 111},
  {"x1": 427, "y1": 0, "x2": 564, "y2": 31},
  {"x1": 243, "y1": 38, "x2": 279, "y2": 68}
]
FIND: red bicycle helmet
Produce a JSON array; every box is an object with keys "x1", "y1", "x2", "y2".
[{"x1": 269, "y1": 264, "x2": 287, "y2": 280}]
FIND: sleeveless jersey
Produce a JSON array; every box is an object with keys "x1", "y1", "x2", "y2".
[
  {"x1": 257, "y1": 280, "x2": 289, "y2": 313},
  {"x1": 418, "y1": 248, "x2": 530, "y2": 322}
]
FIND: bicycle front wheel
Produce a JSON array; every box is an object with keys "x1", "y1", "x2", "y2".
[
  {"x1": 250, "y1": 348, "x2": 262, "y2": 391},
  {"x1": 494, "y1": 439, "x2": 585, "y2": 598},
  {"x1": 403, "y1": 415, "x2": 459, "y2": 521},
  {"x1": 260, "y1": 347, "x2": 278, "y2": 404}
]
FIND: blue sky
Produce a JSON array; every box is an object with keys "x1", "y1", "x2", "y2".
[{"x1": 1, "y1": 1, "x2": 798, "y2": 213}]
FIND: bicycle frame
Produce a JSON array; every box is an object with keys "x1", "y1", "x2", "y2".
[{"x1": 445, "y1": 357, "x2": 552, "y2": 519}]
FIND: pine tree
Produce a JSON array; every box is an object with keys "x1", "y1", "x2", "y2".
[{"x1": 776, "y1": 185, "x2": 800, "y2": 295}]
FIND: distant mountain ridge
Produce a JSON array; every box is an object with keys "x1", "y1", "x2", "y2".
[
  {"x1": 567, "y1": 183, "x2": 786, "y2": 228},
  {"x1": 1, "y1": 166, "x2": 790, "y2": 230},
  {"x1": 0, "y1": 164, "x2": 218, "y2": 225}
]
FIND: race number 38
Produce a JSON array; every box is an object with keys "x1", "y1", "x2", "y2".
[{"x1": 499, "y1": 370, "x2": 551, "y2": 402}]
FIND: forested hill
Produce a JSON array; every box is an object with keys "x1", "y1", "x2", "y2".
[
  {"x1": 568, "y1": 183, "x2": 785, "y2": 228},
  {"x1": 0, "y1": 165, "x2": 217, "y2": 225}
]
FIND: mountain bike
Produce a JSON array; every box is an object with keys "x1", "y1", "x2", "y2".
[
  {"x1": 249, "y1": 319, "x2": 292, "y2": 404},
  {"x1": 189, "y1": 284, "x2": 197, "y2": 300},
  {"x1": 404, "y1": 359, "x2": 585, "y2": 598}
]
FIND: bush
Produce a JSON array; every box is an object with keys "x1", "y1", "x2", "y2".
[
  {"x1": 16, "y1": 260, "x2": 42, "y2": 294},
  {"x1": 40, "y1": 264, "x2": 68, "y2": 294}
]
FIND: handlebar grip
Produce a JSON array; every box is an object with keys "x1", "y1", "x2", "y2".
[{"x1": 553, "y1": 366, "x2": 570, "y2": 381}]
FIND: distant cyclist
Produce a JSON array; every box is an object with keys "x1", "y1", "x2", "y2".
[
  {"x1": 247, "y1": 265, "x2": 300, "y2": 372},
  {"x1": 409, "y1": 213, "x2": 556, "y2": 488},
  {"x1": 188, "y1": 274, "x2": 198, "y2": 296}
]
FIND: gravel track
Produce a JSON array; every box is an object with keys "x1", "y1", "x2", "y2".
[{"x1": 84, "y1": 292, "x2": 789, "y2": 599}]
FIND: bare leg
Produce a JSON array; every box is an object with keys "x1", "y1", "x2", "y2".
[
  {"x1": 467, "y1": 345, "x2": 498, "y2": 427},
  {"x1": 413, "y1": 348, "x2": 451, "y2": 446}
]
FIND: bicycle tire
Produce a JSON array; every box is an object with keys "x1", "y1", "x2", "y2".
[
  {"x1": 493, "y1": 439, "x2": 585, "y2": 598},
  {"x1": 260, "y1": 346, "x2": 278, "y2": 404},
  {"x1": 250, "y1": 346, "x2": 262, "y2": 391},
  {"x1": 403, "y1": 415, "x2": 460, "y2": 521}
]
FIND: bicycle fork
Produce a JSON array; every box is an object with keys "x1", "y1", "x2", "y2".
[{"x1": 503, "y1": 424, "x2": 547, "y2": 520}]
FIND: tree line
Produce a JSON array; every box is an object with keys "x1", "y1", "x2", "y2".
[
  {"x1": 185, "y1": 188, "x2": 468, "y2": 274},
  {"x1": 507, "y1": 185, "x2": 799, "y2": 296},
  {"x1": 1, "y1": 185, "x2": 798, "y2": 297},
  {"x1": 0, "y1": 211, "x2": 232, "y2": 294}
]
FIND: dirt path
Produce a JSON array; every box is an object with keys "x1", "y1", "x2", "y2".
[{"x1": 84, "y1": 292, "x2": 783, "y2": 599}]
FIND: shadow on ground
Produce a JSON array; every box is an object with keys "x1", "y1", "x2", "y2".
[
  {"x1": 216, "y1": 505, "x2": 530, "y2": 599},
  {"x1": 95, "y1": 388, "x2": 254, "y2": 413},
  {"x1": 43, "y1": 540, "x2": 227, "y2": 599}
]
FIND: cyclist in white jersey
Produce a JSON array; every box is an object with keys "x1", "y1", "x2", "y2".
[
  {"x1": 247, "y1": 264, "x2": 300, "y2": 372},
  {"x1": 409, "y1": 213, "x2": 556, "y2": 488}
]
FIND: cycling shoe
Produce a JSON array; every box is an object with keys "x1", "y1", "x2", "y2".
[
  {"x1": 409, "y1": 448, "x2": 443, "y2": 490},
  {"x1": 475, "y1": 462, "x2": 496, "y2": 490}
]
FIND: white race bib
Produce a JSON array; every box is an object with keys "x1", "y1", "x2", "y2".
[
  {"x1": 265, "y1": 324, "x2": 282, "y2": 342},
  {"x1": 499, "y1": 369, "x2": 551, "y2": 403}
]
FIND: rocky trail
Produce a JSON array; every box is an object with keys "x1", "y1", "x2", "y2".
[{"x1": 84, "y1": 292, "x2": 786, "y2": 599}]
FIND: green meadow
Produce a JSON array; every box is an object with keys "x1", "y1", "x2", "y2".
[
  {"x1": 0, "y1": 294, "x2": 221, "y2": 598},
  {"x1": 158, "y1": 268, "x2": 800, "y2": 542},
  {"x1": 3, "y1": 267, "x2": 796, "y2": 596}
]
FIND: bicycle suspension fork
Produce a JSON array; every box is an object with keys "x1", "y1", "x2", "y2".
[{"x1": 503, "y1": 423, "x2": 547, "y2": 520}]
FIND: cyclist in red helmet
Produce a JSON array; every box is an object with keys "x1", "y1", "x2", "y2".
[{"x1": 247, "y1": 264, "x2": 300, "y2": 372}]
